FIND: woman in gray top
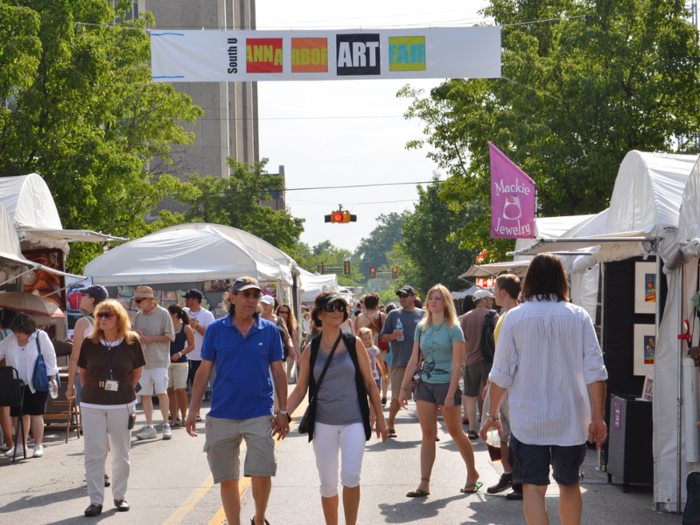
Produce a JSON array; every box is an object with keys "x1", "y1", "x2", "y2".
[{"x1": 287, "y1": 292, "x2": 388, "y2": 525}]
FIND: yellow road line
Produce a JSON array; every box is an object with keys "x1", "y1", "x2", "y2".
[
  {"x1": 162, "y1": 473, "x2": 215, "y2": 525},
  {"x1": 206, "y1": 401, "x2": 309, "y2": 525}
]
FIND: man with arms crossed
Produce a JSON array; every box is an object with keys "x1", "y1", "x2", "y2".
[
  {"x1": 183, "y1": 289, "x2": 215, "y2": 422},
  {"x1": 133, "y1": 286, "x2": 176, "y2": 441},
  {"x1": 186, "y1": 277, "x2": 290, "y2": 525},
  {"x1": 380, "y1": 286, "x2": 424, "y2": 438},
  {"x1": 482, "y1": 254, "x2": 608, "y2": 525}
]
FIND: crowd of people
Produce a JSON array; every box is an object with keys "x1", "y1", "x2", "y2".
[{"x1": 0, "y1": 252, "x2": 609, "y2": 525}]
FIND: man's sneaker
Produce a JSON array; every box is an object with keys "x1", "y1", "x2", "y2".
[
  {"x1": 487, "y1": 472, "x2": 512, "y2": 494},
  {"x1": 32, "y1": 445, "x2": 44, "y2": 458},
  {"x1": 162, "y1": 424, "x2": 172, "y2": 440},
  {"x1": 5, "y1": 444, "x2": 24, "y2": 457},
  {"x1": 136, "y1": 426, "x2": 157, "y2": 440}
]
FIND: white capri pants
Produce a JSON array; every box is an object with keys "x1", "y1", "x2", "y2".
[
  {"x1": 82, "y1": 405, "x2": 133, "y2": 505},
  {"x1": 312, "y1": 422, "x2": 366, "y2": 498}
]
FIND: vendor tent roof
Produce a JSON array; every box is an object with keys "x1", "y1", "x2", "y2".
[
  {"x1": 0, "y1": 174, "x2": 62, "y2": 230},
  {"x1": 677, "y1": 157, "x2": 700, "y2": 244},
  {"x1": 0, "y1": 203, "x2": 29, "y2": 269},
  {"x1": 298, "y1": 268, "x2": 339, "y2": 303},
  {"x1": 84, "y1": 225, "x2": 287, "y2": 286}
]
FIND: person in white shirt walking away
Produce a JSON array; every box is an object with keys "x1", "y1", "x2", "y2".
[{"x1": 481, "y1": 253, "x2": 608, "y2": 525}]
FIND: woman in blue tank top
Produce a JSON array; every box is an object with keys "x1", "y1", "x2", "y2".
[{"x1": 167, "y1": 305, "x2": 195, "y2": 427}]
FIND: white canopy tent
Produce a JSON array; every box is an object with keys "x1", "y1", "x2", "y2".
[
  {"x1": 84, "y1": 226, "x2": 293, "y2": 302},
  {"x1": 298, "y1": 268, "x2": 339, "y2": 304}
]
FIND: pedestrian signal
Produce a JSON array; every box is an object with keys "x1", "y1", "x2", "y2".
[
  {"x1": 392, "y1": 267, "x2": 398, "y2": 279},
  {"x1": 370, "y1": 268, "x2": 376, "y2": 279},
  {"x1": 344, "y1": 261, "x2": 351, "y2": 275}
]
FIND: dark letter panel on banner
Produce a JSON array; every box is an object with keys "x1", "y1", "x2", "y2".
[{"x1": 336, "y1": 34, "x2": 381, "y2": 75}]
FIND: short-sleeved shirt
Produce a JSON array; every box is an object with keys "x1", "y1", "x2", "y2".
[
  {"x1": 460, "y1": 308, "x2": 499, "y2": 367},
  {"x1": 200, "y1": 313, "x2": 284, "y2": 420},
  {"x1": 414, "y1": 322, "x2": 465, "y2": 384},
  {"x1": 78, "y1": 337, "x2": 146, "y2": 408},
  {"x1": 184, "y1": 307, "x2": 215, "y2": 361},
  {"x1": 494, "y1": 310, "x2": 507, "y2": 346},
  {"x1": 380, "y1": 308, "x2": 425, "y2": 367},
  {"x1": 133, "y1": 304, "x2": 175, "y2": 370}
]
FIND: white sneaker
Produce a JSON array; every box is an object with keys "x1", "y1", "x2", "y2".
[
  {"x1": 5, "y1": 444, "x2": 25, "y2": 457},
  {"x1": 136, "y1": 426, "x2": 157, "y2": 440},
  {"x1": 32, "y1": 445, "x2": 44, "y2": 458},
  {"x1": 162, "y1": 424, "x2": 172, "y2": 440}
]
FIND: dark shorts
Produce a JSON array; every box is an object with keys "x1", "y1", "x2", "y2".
[
  {"x1": 10, "y1": 386, "x2": 48, "y2": 417},
  {"x1": 463, "y1": 360, "x2": 491, "y2": 397},
  {"x1": 509, "y1": 434, "x2": 586, "y2": 487},
  {"x1": 415, "y1": 382, "x2": 463, "y2": 407}
]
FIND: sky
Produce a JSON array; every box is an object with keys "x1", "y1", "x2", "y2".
[{"x1": 254, "y1": 0, "x2": 492, "y2": 253}]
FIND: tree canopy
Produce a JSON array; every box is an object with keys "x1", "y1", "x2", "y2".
[
  {"x1": 400, "y1": 0, "x2": 700, "y2": 258},
  {"x1": 353, "y1": 212, "x2": 409, "y2": 279}
]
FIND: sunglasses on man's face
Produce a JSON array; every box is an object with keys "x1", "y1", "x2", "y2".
[
  {"x1": 323, "y1": 303, "x2": 347, "y2": 313},
  {"x1": 133, "y1": 298, "x2": 144, "y2": 304},
  {"x1": 97, "y1": 311, "x2": 115, "y2": 319},
  {"x1": 398, "y1": 294, "x2": 408, "y2": 299},
  {"x1": 239, "y1": 290, "x2": 262, "y2": 299}
]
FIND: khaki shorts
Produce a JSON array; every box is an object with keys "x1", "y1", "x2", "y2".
[
  {"x1": 138, "y1": 367, "x2": 168, "y2": 396},
  {"x1": 168, "y1": 363, "x2": 188, "y2": 390},
  {"x1": 390, "y1": 365, "x2": 413, "y2": 401},
  {"x1": 203, "y1": 415, "x2": 277, "y2": 483}
]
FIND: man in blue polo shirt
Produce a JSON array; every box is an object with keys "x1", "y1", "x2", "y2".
[{"x1": 185, "y1": 277, "x2": 290, "y2": 525}]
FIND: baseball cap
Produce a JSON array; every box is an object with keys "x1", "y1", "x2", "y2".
[
  {"x1": 77, "y1": 284, "x2": 108, "y2": 303},
  {"x1": 184, "y1": 289, "x2": 203, "y2": 301},
  {"x1": 230, "y1": 276, "x2": 262, "y2": 293},
  {"x1": 396, "y1": 286, "x2": 416, "y2": 296},
  {"x1": 260, "y1": 295, "x2": 275, "y2": 305},
  {"x1": 317, "y1": 293, "x2": 348, "y2": 307},
  {"x1": 473, "y1": 289, "x2": 495, "y2": 300}
]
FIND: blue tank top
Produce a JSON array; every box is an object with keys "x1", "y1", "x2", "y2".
[{"x1": 170, "y1": 323, "x2": 187, "y2": 363}]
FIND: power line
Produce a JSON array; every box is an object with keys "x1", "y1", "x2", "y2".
[
  {"x1": 187, "y1": 180, "x2": 435, "y2": 196},
  {"x1": 288, "y1": 198, "x2": 419, "y2": 205}
]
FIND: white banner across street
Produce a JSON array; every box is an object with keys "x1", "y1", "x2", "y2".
[{"x1": 150, "y1": 27, "x2": 501, "y2": 82}]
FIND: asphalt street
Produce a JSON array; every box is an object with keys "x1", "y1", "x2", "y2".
[{"x1": 0, "y1": 385, "x2": 682, "y2": 524}]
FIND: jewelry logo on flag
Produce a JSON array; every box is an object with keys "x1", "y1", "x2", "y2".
[{"x1": 503, "y1": 194, "x2": 522, "y2": 220}]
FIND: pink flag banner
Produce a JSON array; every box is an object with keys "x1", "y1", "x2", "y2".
[{"x1": 489, "y1": 142, "x2": 536, "y2": 239}]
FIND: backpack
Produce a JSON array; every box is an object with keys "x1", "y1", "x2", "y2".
[{"x1": 480, "y1": 311, "x2": 498, "y2": 364}]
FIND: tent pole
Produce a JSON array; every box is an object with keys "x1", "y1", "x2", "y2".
[
  {"x1": 292, "y1": 273, "x2": 300, "y2": 325},
  {"x1": 674, "y1": 258, "x2": 683, "y2": 513},
  {"x1": 599, "y1": 261, "x2": 606, "y2": 471},
  {"x1": 0, "y1": 266, "x2": 39, "y2": 289}
]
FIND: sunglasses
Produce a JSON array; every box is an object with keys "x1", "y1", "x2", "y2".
[
  {"x1": 323, "y1": 303, "x2": 347, "y2": 312},
  {"x1": 239, "y1": 290, "x2": 262, "y2": 299},
  {"x1": 133, "y1": 298, "x2": 145, "y2": 304},
  {"x1": 278, "y1": 310, "x2": 289, "y2": 315},
  {"x1": 97, "y1": 311, "x2": 115, "y2": 319},
  {"x1": 398, "y1": 294, "x2": 408, "y2": 299}
]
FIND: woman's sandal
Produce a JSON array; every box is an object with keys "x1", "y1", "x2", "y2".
[
  {"x1": 388, "y1": 429, "x2": 397, "y2": 438},
  {"x1": 406, "y1": 478, "x2": 430, "y2": 497},
  {"x1": 460, "y1": 481, "x2": 483, "y2": 494},
  {"x1": 467, "y1": 430, "x2": 479, "y2": 440}
]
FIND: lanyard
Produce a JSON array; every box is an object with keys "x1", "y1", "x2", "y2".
[{"x1": 105, "y1": 341, "x2": 121, "y2": 381}]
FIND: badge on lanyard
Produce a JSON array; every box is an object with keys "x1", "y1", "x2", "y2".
[
  {"x1": 105, "y1": 380, "x2": 119, "y2": 391},
  {"x1": 105, "y1": 340, "x2": 121, "y2": 392}
]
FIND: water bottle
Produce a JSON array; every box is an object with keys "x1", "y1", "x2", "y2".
[
  {"x1": 396, "y1": 318, "x2": 404, "y2": 341},
  {"x1": 49, "y1": 381, "x2": 58, "y2": 399},
  {"x1": 486, "y1": 427, "x2": 502, "y2": 462}
]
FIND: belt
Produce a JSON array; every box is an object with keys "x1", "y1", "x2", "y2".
[{"x1": 84, "y1": 380, "x2": 132, "y2": 388}]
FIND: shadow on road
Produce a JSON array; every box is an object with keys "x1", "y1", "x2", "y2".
[
  {"x1": 0, "y1": 486, "x2": 86, "y2": 515},
  {"x1": 378, "y1": 494, "x2": 466, "y2": 523}
]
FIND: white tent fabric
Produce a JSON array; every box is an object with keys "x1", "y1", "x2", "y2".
[
  {"x1": 298, "y1": 268, "x2": 338, "y2": 303},
  {"x1": 0, "y1": 203, "x2": 33, "y2": 282},
  {"x1": 84, "y1": 226, "x2": 286, "y2": 286}
]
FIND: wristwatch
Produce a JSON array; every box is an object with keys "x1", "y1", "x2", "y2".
[
  {"x1": 486, "y1": 413, "x2": 500, "y2": 422},
  {"x1": 276, "y1": 410, "x2": 291, "y2": 423}
]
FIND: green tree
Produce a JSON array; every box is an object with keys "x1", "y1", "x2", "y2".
[
  {"x1": 0, "y1": 0, "x2": 202, "y2": 272},
  {"x1": 397, "y1": 178, "x2": 480, "y2": 296},
  {"x1": 400, "y1": 0, "x2": 700, "y2": 258},
  {"x1": 294, "y1": 240, "x2": 365, "y2": 287},
  {"x1": 175, "y1": 158, "x2": 305, "y2": 254},
  {"x1": 353, "y1": 212, "x2": 409, "y2": 279}
]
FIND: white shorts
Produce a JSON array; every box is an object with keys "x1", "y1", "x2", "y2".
[{"x1": 138, "y1": 368, "x2": 169, "y2": 396}]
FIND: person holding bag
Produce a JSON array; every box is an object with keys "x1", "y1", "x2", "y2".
[
  {"x1": 399, "y1": 284, "x2": 480, "y2": 497},
  {"x1": 0, "y1": 313, "x2": 58, "y2": 458},
  {"x1": 286, "y1": 292, "x2": 389, "y2": 525},
  {"x1": 78, "y1": 299, "x2": 146, "y2": 516}
]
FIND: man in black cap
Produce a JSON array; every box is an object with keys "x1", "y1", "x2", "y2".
[
  {"x1": 186, "y1": 277, "x2": 289, "y2": 525},
  {"x1": 380, "y1": 285, "x2": 424, "y2": 438},
  {"x1": 183, "y1": 289, "x2": 215, "y2": 423}
]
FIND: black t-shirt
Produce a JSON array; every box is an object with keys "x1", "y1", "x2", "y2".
[{"x1": 78, "y1": 337, "x2": 146, "y2": 405}]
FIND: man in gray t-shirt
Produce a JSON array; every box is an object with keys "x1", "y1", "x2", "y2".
[{"x1": 380, "y1": 286, "x2": 424, "y2": 437}]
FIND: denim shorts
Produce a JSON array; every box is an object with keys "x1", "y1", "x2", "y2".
[
  {"x1": 415, "y1": 382, "x2": 463, "y2": 406},
  {"x1": 509, "y1": 434, "x2": 586, "y2": 486}
]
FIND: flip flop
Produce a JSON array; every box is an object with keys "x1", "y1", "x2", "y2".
[
  {"x1": 196, "y1": 415, "x2": 202, "y2": 422},
  {"x1": 388, "y1": 429, "x2": 397, "y2": 438},
  {"x1": 467, "y1": 430, "x2": 479, "y2": 440},
  {"x1": 406, "y1": 489, "x2": 430, "y2": 497},
  {"x1": 461, "y1": 481, "x2": 483, "y2": 494}
]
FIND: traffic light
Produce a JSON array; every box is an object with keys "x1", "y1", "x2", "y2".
[
  {"x1": 344, "y1": 261, "x2": 350, "y2": 275},
  {"x1": 370, "y1": 268, "x2": 376, "y2": 279},
  {"x1": 317, "y1": 264, "x2": 324, "y2": 274},
  {"x1": 324, "y1": 206, "x2": 357, "y2": 223},
  {"x1": 392, "y1": 267, "x2": 398, "y2": 279}
]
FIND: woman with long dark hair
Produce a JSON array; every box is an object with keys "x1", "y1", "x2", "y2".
[
  {"x1": 276, "y1": 303, "x2": 300, "y2": 382},
  {"x1": 167, "y1": 305, "x2": 195, "y2": 426}
]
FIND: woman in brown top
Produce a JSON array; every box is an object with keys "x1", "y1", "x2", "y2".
[{"x1": 78, "y1": 299, "x2": 146, "y2": 517}]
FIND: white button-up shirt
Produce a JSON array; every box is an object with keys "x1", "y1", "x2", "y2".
[{"x1": 489, "y1": 298, "x2": 608, "y2": 446}]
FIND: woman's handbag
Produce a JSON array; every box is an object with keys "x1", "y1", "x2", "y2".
[
  {"x1": 299, "y1": 333, "x2": 342, "y2": 434},
  {"x1": 376, "y1": 314, "x2": 389, "y2": 351},
  {"x1": 410, "y1": 330, "x2": 423, "y2": 390},
  {"x1": 32, "y1": 335, "x2": 50, "y2": 392}
]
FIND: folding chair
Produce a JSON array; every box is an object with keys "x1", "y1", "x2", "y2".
[
  {"x1": 0, "y1": 366, "x2": 26, "y2": 462},
  {"x1": 44, "y1": 340, "x2": 81, "y2": 443}
]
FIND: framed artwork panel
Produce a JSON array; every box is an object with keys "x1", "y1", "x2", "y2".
[
  {"x1": 633, "y1": 324, "x2": 656, "y2": 376},
  {"x1": 635, "y1": 262, "x2": 657, "y2": 314}
]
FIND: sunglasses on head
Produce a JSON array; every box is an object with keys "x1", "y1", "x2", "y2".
[
  {"x1": 97, "y1": 311, "x2": 115, "y2": 319},
  {"x1": 323, "y1": 303, "x2": 346, "y2": 313}
]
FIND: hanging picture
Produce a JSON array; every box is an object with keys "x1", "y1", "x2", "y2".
[
  {"x1": 634, "y1": 262, "x2": 657, "y2": 314},
  {"x1": 641, "y1": 367, "x2": 654, "y2": 401},
  {"x1": 633, "y1": 324, "x2": 656, "y2": 376},
  {"x1": 261, "y1": 282, "x2": 277, "y2": 297}
]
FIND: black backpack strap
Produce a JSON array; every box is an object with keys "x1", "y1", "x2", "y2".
[{"x1": 342, "y1": 332, "x2": 372, "y2": 440}]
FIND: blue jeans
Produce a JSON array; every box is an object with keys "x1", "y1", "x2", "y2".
[{"x1": 683, "y1": 472, "x2": 700, "y2": 524}]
